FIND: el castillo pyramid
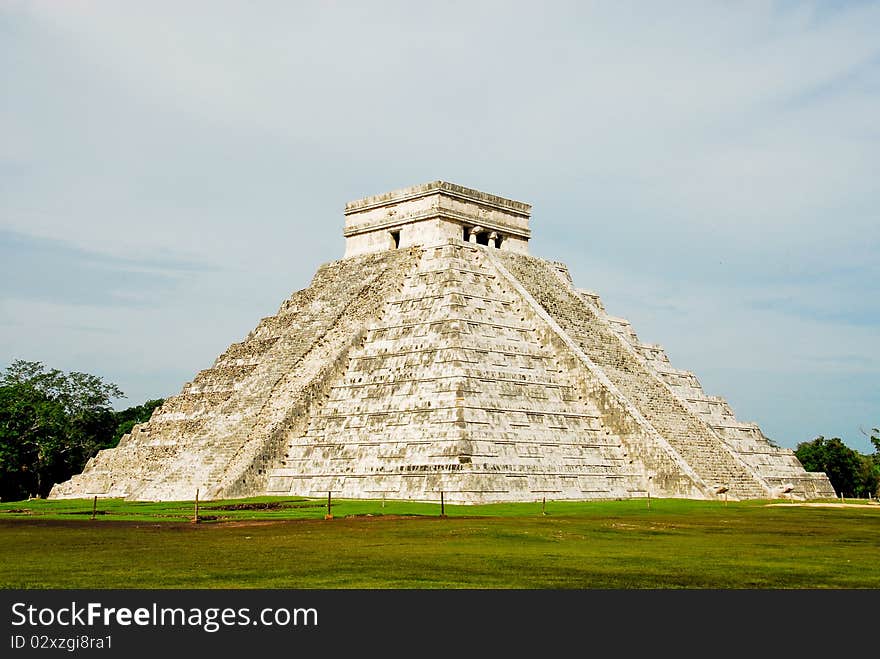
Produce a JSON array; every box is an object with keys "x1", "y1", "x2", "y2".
[{"x1": 50, "y1": 181, "x2": 835, "y2": 503}]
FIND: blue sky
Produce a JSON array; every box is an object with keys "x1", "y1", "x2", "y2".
[{"x1": 1, "y1": 1, "x2": 878, "y2": 452}]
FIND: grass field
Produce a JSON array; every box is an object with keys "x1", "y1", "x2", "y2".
[{"x1": 1, "y1": 497, "x2": 878, "y2": 589}]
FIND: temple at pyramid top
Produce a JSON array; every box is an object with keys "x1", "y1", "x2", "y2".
[{"x1": 343, "y1": 181, "x2": 532, "y2": 257}]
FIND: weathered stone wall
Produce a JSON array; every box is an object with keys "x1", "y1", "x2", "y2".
[
  {"x1": 495, "y1": 252, "x2": 834, "y2": 500},
  {"x1": 487, "y1": 252, "x2": 710, "y2": 499},
  {"x1": 267, "y1": 242, "x2": 645, "y2": 503},
  {"x1": 596, "y1": 296, "x2": 835, "y2": 498},
  {"x1": 50, "y1": 248, "x2": 419, "y2": 500},
  {"x1": 494, "y1": 251, "x2": 774, "y2": 500}
]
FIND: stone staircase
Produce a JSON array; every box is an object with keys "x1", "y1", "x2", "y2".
[
  {"x1": 267, "y1": 241, "x2": 644, "y2": 503},
  {"x1": 495, "y1": 251, "x2": 771, "y2": 500},
  {"x1": 50, "y1": 248, "x2": 418, "y2": 500},
  {"x1": 588, "y1": 284, "x2": 835, "y2": 499}
]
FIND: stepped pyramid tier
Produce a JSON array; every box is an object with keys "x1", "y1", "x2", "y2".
[{"x1": 50, "y1": 181, "x2": 835, "y2": 503}]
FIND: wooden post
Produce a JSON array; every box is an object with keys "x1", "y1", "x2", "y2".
[
  {"x1": 325, "y1": 491, "x2": 333, "y2": 520},
  {"x1": 542, "y1": 497, "x2": 546, "y2": 516},
  {"x1": 647, "y1": 477, "x2": 652, "y2": 510},
  {"x1": 440, "y1": 491, "x2": 446, "y2": 518},
  {"x1": 91, "y1": 495, "x2": 97, "y2": 521},
  {"x1": 193, "y1": 489, "x2": 199, "y2": 524}
]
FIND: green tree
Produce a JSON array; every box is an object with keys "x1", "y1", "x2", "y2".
[
  {"x1": 0, "y1": 360, "x2": 124, "y2": 500},
  {"x1": 0, "y1": 381, "x2": 67, "y2": 501},
  {"x1": 111, "y1": 398, "x2": 164, "y2": 447},
  {"x1": 795, "y1": 435, "x2": 878, "y2": 498},
  {"x1": 855, "y1": 454, "x2": 879, "y2": 499}
]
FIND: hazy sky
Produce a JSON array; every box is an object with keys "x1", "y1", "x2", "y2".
[{"x1": 1, "y1": 1, "x2": 877, "y2": 452}]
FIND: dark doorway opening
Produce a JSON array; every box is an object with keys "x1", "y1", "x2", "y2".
[{"x1": 390, "y1": 230, "x2": 401, "y2": 248}]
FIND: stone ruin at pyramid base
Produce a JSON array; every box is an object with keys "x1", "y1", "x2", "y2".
[{"x1": 50, "y1": 181, "x2": 836, "y2": 504}]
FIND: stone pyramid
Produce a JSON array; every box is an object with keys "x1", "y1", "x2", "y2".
[{"x1": 50, "y1": 181, "x2": 835, "y2": 503}]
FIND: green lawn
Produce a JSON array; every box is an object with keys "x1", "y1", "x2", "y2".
[{"x1": 1, "y1": 497, "x2": 877, "y2": 589}]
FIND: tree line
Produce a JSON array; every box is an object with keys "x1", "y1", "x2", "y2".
[{"x1": 0, "y1": 360, "x2": 163, "y2": 501}]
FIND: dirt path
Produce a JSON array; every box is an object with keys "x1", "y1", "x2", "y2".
[{"x1": 766, "y1": 502, "x2": 879, "y2": 509}]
